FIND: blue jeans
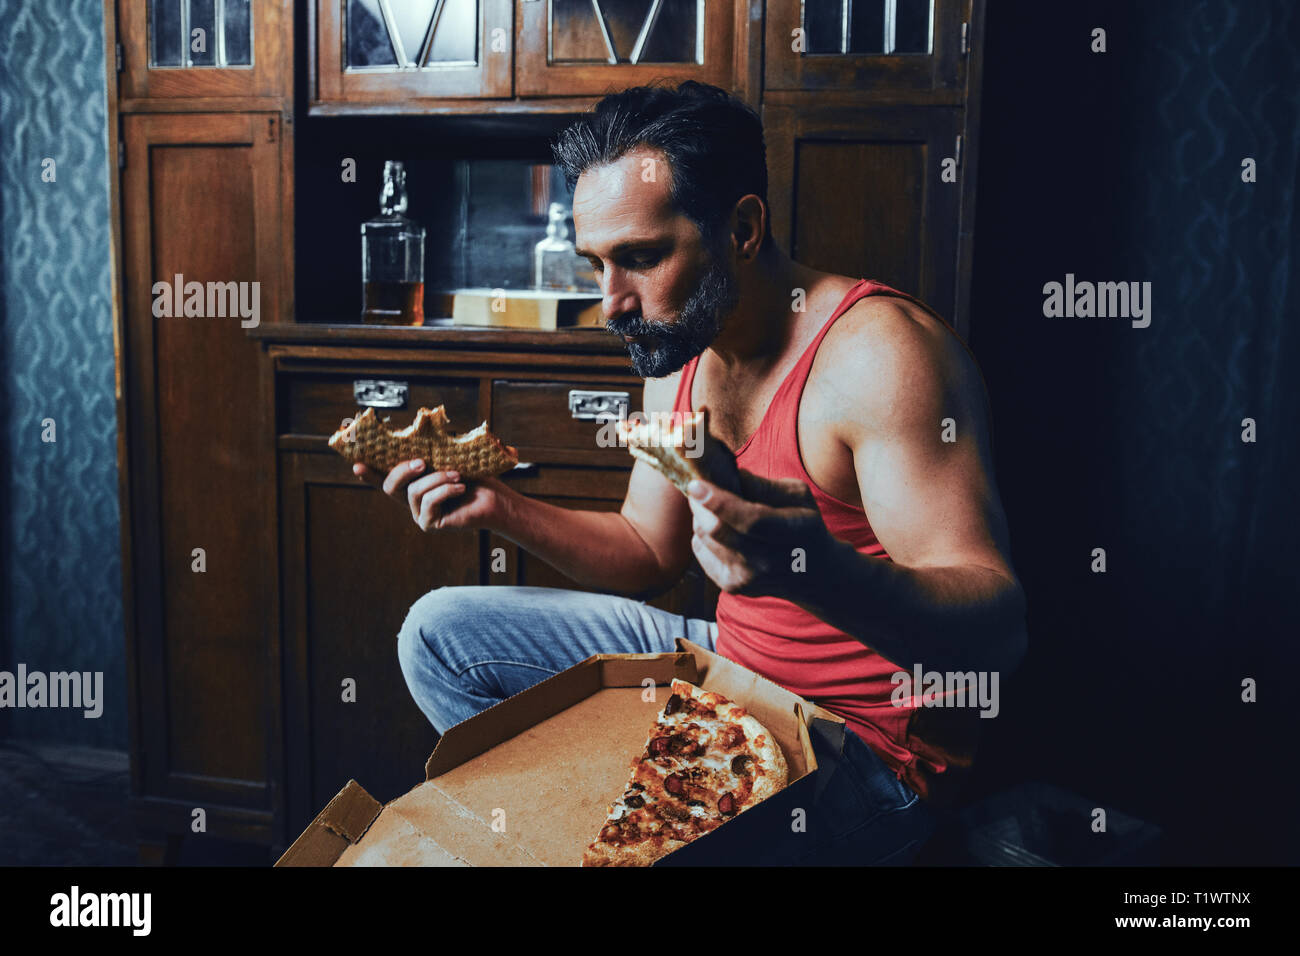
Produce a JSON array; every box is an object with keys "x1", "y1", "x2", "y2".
[{"x1": 397, "y1": 585, "x2": 938, "y2": 866}]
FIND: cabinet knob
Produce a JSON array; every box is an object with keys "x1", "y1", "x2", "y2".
[
  {"x1": 568, "y1": 389, "x2": 629, "y2": 421},
  {"x1": 353, "y1": 380, "x2": 408, "y2": 408}
]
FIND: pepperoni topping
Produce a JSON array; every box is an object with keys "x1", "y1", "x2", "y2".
[
  {"x1": 717, "y1": 793, "x2": 737, "y2": 816},
  {"x1": 663, "y1": 693, "x2": 682, "y2": 716},
  {"x1": 664, "y1": 773, "x2": 684, "y2": 796},
  {"x1": 731, "y1": 754, "x2": 752, "y2": 775},
  {"x1": 625, "y1": 794, "x2": 644, "y2": 809},
  {"x1": 648, "y1": 735, "x2": 670, "y2": 756}
]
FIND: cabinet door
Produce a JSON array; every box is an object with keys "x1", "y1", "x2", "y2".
[
  {"x1": 278, "y1": 450, "x2": 481, "y2": 836},
  {"x1": 119, "y1": 0, "x2": 289, "y2": 102},
  {"x1": 314, "y1": 0, "x2": 513, "y2": 103},
  {"x1": 765, "y1": 104, "x2": 966, "y2": 337},
  {"x1": 765, "y1": 0, "x2": 968, "y2": 96},
  {"x1": 120, "y1": 112, "x2": 285, "y2": 820},
  {"x1": 516, "y1": 0, "x2": 737, "y2": 96}
]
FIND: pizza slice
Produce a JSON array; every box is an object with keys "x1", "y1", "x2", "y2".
[
  {"x1": 327, "y1": 405, "x2": 518, "y2": 479},
  {"x1": 581, "y1": 678, "x2": 788, "y2": 867},
  {"x1": 615, "y1": 405, "x2": 740, "y2": 496}
]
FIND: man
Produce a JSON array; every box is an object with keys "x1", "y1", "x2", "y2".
[{"x1": 354, "y1": 81, "x2": 1026, "y2": 866}]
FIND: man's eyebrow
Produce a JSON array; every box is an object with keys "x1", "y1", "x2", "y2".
[{"x1": 574, "y1": 238, "x2": 669, "y2": 259}]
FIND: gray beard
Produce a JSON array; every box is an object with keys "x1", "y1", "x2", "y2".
[{"x1": 605, "y1": 254, "x2": 741, "y2": 379}]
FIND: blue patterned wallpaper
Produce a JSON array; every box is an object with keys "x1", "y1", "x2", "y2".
[
  {"x1": 1123, "y1": 1, "x2": 1298, "y2": 620},
  {"x1": 0, "y1": 0, "x2": 125, "y2": 747}
]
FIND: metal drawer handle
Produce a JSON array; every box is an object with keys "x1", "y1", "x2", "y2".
[
  {"x1": 568, "y1": 389, "x2": 629, "y2": 421},
  {"x1": 354, "y1": 380, "x2": 408, "y2": 408}
]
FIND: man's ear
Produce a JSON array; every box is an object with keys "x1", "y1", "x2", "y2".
[{"x1": 731, "y1": 194, "x2": 768, "y2": 261}]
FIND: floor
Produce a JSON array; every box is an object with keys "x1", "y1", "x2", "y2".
[
  {"x1": 1, "y1": 738, "x2": 970, "y2": 867},
  {"x1": 0, "y1": 741, "x2": 268, "y2": 866},
  {"x1": 1, "y1": 739, "x2": 1162, "y2": 867}
]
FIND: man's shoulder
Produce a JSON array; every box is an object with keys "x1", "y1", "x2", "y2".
[
  {"x1": 814, "y1": 292, "x2": 970, "y2": 437},
  {"x1": 820, "y1": 293, "x2": 954, "y2": 386}
]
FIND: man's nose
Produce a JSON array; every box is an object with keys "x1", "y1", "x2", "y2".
[{"x1": 600, "y1": 268, "x2": 639, "y2": 324}]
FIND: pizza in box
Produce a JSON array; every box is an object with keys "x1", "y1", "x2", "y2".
[{"x1": 582, "y1": 678, "x2": 788, "y2": 866}]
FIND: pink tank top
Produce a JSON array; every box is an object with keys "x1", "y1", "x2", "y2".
[{"x1": 672, "y1": 278, "x2": 979, "y2": 806}]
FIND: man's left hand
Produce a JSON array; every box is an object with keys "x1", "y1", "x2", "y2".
[{"x1": 686, "y1": 470, "x2": 835, "y2": 601}]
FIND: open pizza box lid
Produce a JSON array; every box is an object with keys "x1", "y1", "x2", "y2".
[{"x1": 275, "y1": 637, "x2": 849, "y2": 867}]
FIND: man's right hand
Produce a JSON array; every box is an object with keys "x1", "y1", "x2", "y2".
[{"x1": 352, "y1": 459, "x2": 511, "y2": 533}]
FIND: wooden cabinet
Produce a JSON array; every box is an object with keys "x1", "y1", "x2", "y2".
[
  {"x1": 109, "y1": 1, "x2": 295, "y2": 863},
  {"x1": 310, "y1": 0, "x2": 755, "y2": 112},
  {"x1": 107, "y1": 0, "x2": 983, "y2": 859},
  {"x1": 761, "y1": 0, "x2": 984, "y2": 339},
  {"x1": 117, "y1": 109, "x2": 289, "y2": 853}
]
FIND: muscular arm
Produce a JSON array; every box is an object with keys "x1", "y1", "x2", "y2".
[
  {"x1": 788, "y1": 302, "x2": 1027, "y2": 676},
  {"x1": 492, "y1": 372, "x2": 693, "y2": 597}
]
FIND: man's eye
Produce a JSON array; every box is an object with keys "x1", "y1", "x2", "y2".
[
  {"x1": 587, "y1": 258, "x2": 604, "y2": 273},
  {"x1": 626, "y1": 252, "x2": 660, "y2": 268}
]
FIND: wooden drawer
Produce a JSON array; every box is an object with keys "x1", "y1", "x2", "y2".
[
  {"x1": 281, "y1": 374, "x2": 480, "y2": 439},
  {"x1": 492, "y1": 380, "x2": 642, "y2": 464}
]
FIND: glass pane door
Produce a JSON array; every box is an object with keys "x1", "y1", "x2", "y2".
[
  {"x1": 149, "y1": 0, "x2": 254, "y2": 68},
  {"x1": 765, "y1": 0, "x2": 962, "y2": 94},
  {"x1": 344, "y1": 0, "x2": 479, "y2": 71},
  {"x1": 516, "y1": 0, "x2": 733, "y2": 97},
  {"x1": 549, "y1": 0, "x2": 703, "y2": 65},
  {"x1": 801, "y1": 0, "x2": 934, "y2": 55}
]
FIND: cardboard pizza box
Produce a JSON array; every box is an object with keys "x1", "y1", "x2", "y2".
[{"x1": 275, "y1": 637, "x2": 849, "y2": 867}]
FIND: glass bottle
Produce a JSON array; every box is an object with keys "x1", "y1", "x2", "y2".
[
  {"x1": 534, "y1": 202, "x2": 575, "y2": 290},
  {"x1": 534, "y1": 202, "x2": 597, "y2": 292},
  {"x1": 361, "y1": 161, "x2": 425, "y2": 326}
]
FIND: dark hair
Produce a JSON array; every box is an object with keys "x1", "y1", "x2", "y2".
[{"x1": 551, "y1": 81, "x2": 772, "y2": 252}]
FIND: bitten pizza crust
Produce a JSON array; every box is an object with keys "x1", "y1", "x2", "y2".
[
  {"x1": 327, "y1": 405, "x2": 518, "y2": 479},
  {"x1": 615, "y1": 406, "x2": 741, "y2": 497},
  {"x1": 582, "y1": 678, "x2": 788, "y2": 867}
]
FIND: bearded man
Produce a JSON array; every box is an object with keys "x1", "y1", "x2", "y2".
[{"x1": 354, "y1": 81, "x2": 1026, "y2": 866}]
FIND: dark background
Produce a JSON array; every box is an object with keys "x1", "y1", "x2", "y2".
[
  {"x1": 1, "y1": 0, "x2": 1296, "y2": 865},
  {"x1": 964, "y1": 0, "x2": 1299, "y2": 865}
]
